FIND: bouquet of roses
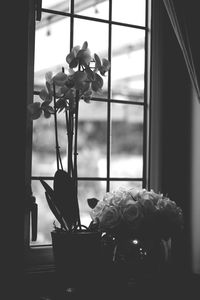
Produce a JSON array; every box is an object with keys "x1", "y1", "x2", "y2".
[{"x1": 89, "y1": 187, "x2": 184, "y2": 241}]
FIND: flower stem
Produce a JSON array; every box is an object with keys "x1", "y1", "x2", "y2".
[
  {"x1": 53, "y1": 83, "x2": 60, "y2": 170},
  {"x1": 74, "y1": 92, "x2": 81, "y2": 230}
]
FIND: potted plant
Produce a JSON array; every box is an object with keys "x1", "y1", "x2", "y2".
[
  {"x1": 27, "y1": 41, "x2": 110, "y2": 289},
  {"x1": 89, "y1": 186, "x2": 184, "y2": 285}
]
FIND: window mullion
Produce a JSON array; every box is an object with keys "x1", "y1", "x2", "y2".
[{"x1": 142, "y1": 0, "x2": 151, "y2": 189}]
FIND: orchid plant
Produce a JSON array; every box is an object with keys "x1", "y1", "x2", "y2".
[{"x1": 28, "y1": 41, "x2": 110, "y2": 233}]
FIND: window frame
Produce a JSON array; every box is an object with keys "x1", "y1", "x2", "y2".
[{"x1": 24, "y1": 0, "x2": 153, "y2": 271}]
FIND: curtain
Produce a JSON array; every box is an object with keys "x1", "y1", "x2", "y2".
[{"x1": 162, "y1": 0, "x2": 200, "y2": 102}]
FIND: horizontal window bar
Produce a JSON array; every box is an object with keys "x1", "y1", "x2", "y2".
[
  {"x1": 40, "y1": 8, "x2": 147, "y2": 30},
  {"x1": 31, "y1": 176, "x2": 143, "y2": 181},
  {"x1": 33, "y1": 91, "x2": 145, "y2": 106}
]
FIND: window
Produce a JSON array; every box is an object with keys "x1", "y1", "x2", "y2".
[{"x1": 25, "y1": 0, "x2": 151, "y2": 261}]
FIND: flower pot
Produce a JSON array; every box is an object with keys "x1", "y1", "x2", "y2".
[
  {"x1": 51, "y1": 230, "x2": 102, "y2": 289},
  {"x1": 112, "y1": 236, "x2": 169, "y2": 285}
]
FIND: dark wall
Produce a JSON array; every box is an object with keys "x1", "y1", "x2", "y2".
[
  {"x1": 3, "y1": 1, "x2": 30, "y2": 298},
  {"x1": 151, "y1": 0, "x2": 200, "y2": 275}
]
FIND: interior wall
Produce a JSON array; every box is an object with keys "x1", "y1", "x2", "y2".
[
  {"x1": 150, "y1": 0, "x2": 192, "y2": 273},
  {"x1": 191, "y1": 88, "x2": 200, "y2": 274}
]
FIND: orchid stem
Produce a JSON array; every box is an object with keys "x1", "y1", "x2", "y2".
[
  {"x1": 74, "y1": 95, "x2": 81, "y2": 230},
  {"x1": 53, "y1": 83, "x2": 61, "y2": 170}
]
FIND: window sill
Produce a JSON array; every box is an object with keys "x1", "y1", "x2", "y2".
[{"x1": 25, "y1": 245, "x2": 55, "y2": 275}]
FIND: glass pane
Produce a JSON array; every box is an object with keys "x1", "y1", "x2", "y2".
[
  {"x1": 32, "y1": 95, "x2": 68, "y2": 177},
  {"x1": 77, "y1": 100, "x2": 107, "y2": 177},
  {"x1": 111, "y1": 103, "x2": 143, "y2": 178},
  {"x1": 42, "y1": 0, "x2": 70, "y2": 12},
  {"x1": 74, "y1": 0, "x2": 109, "y2": 19},
  {"x1": 78, "y1": 180, "x2": 106, "y2": 227},
  {"x1": 34, "y1": 13, "x2": 70, "y2": 90},
  {"x1": 74, "y1": 18, "x2": 109, "y2": 98},
  {"x1": 111, "y1": 25, "x2": 145, "y2": 102},
  {"x1": 112, "y1": 0, "x2": 146, "y2": 26},
  {"x1": 110, "y1": 181, "x2": 143, "y2": 191},
  {"x1": 30, "y1": 180, "x2": 55, "y2": 246}
]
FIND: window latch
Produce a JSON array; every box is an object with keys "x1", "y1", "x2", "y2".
[
  {"x1": 35, "y1": 0, "x2": 42, "y2": 21},
  {"x1": 26, "y1": 184, "x2": 38, "y2": 242},
  {"x1": 30, "y1": 194, "x2": 38, "y2": 242}
]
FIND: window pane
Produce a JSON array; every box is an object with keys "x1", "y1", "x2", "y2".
[
  {"x1": 110, "y1": 181, "x2": 143, "y2": 191},
  {"x1": 30, "y1": 180, "x2": 55, "y2": 246},
  {"x1": 42, "y1": 0, "x2": 70, "y2": 12},
  {"x1": 111, "y1": 103, "x2": 143, "y2": 178},
  {"x1": 78, "y1": 100, "x2": 107, "y2": 177},
  {"x1": 74, "y1": 19, "x2": 109, "y2": 98},
  {"x1": 34, "y1": 13, "x2": 70, "y2": 90},
  {"x1": 112, "y1": 0, "x2": 146, "y2": 26},
  {"x1": 111, "y1": 25, "x2": 145, "y2": 102},
  {"x1": 74, "y1": 0, "x2": 109, "y2": 19},
  {"x1": 78, "y1": 180, "x2": 106, "y2": 227},
  {"x1": 32, "y1": 95, "x2": 68, "y2": 177}
]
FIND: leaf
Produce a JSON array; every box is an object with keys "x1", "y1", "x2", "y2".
[
  {"x1": 45, "y1": 192, "x2": 68, "y2": 230},
  {"x1": 53, "y1": 170, "x2": 79, "y2": 231},
  {"x1": 87, "y1": 198, "x2": 99, "y2": 209},
  {"x1": 40, "y1": 179, "x2": 54, "y2": 199}
]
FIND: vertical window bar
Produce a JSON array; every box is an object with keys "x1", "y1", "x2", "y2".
[
  {"x1": 35, "y1": 0, "x2": 42, "y2": 21},
  {"x1": 70, "y1": 0, "x2": 74, "y2": 50},
  {"x1": 143, "y1": 0, "x2": 150, "y2": 188},
  {"x1": 106, "y1": 0, "x2": 112, "y2": 192}
]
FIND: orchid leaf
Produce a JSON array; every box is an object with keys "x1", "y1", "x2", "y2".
[
  {"x1": 45, "y1": 192, "x2": 68, "y2": 230},
  {"x1": 40, "y1": 179, "x2": 54, "y2": 199},
  {"x1": 87, "y1": 197, "x2": 99, "y2": 209},
  {"x1": 53, "y1": 169, "x2": 79, "y2": 231}
]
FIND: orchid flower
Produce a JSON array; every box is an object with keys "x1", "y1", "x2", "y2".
[
  {"x1": 66, "y1": 41, "x2": 92, "y2": 68},
  {"x1": 94, "y1": 53, "x2": 111, "y2": 76},
  {"x1": 27, "y1": 100, "x2": 54, "y2": 120}
]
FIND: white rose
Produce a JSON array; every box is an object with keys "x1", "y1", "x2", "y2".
[
  {"x1": 138, "y1": 190, "x2": 157, "y2": 215},
  {"x1": 128, "y1": 188, "x2": 140, "y2": 200},
  {"x1": 121, "y1": 201, "x2": 143, "y2": 230},
  {"x1": 98, "y1": 205, "x2": 121, "y2": 230}
]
